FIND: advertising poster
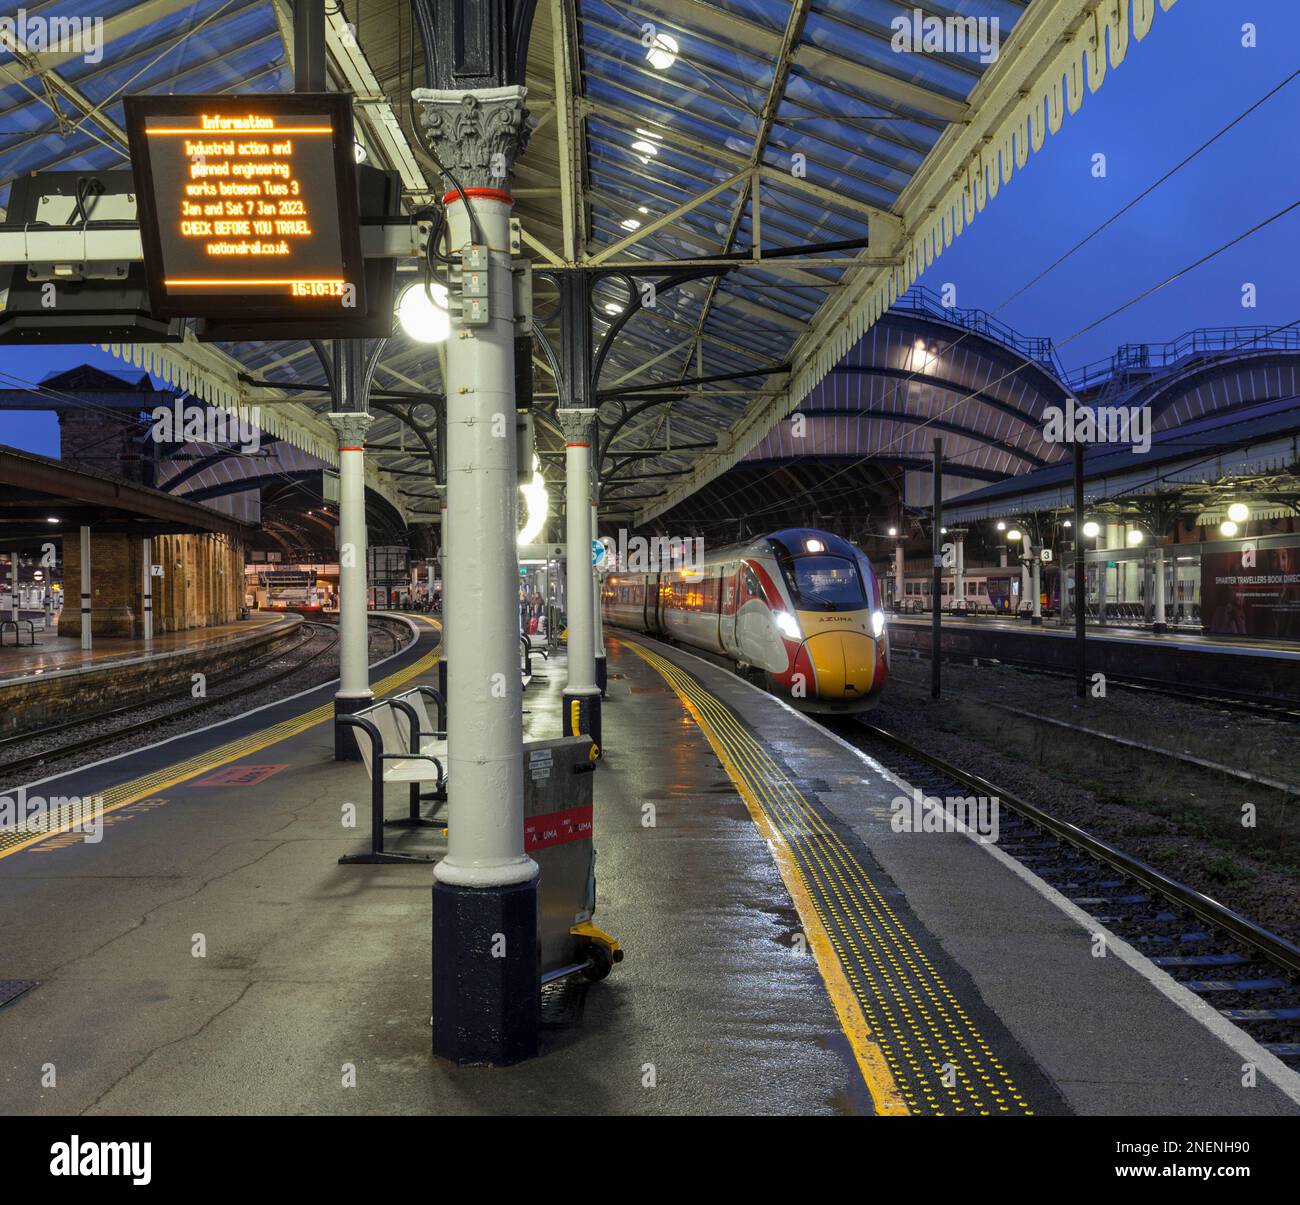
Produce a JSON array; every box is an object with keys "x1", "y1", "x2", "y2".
[{"x1": 1201, "y1": 543, "x2": 1300, "y2": 638}]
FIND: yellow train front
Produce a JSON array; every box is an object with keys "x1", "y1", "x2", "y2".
[{"x1": 602, "y1": 528, "x2": 889, "y2": 714}]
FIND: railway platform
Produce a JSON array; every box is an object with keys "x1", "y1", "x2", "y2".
[
  {"x1": 0, "y1": 612, "x2": 306, "y2": 739},
  {"x1": 0, "y1": 612, "x2": 300, "y2": 683},
  {"x1": 1, "y1": 623, "x2": 1295, "y2": 1116},
  {"x1": 887, "y1": 613, "x2": 1300, "y2": 702}
]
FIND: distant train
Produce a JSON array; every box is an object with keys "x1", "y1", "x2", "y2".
[
  {"x1": 602, "y1": 528, "x2": 888, "y2": 714},
  {"x1": 896, "y1": 567, "x2": 1060, "y2": 615}
]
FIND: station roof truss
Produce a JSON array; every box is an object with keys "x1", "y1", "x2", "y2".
[
  {"x1": 940, "y1": 391, "x2": 1300, "y2": 529},
  {"x1": 0, "y1": 0, "x2": 1186, "y2": 529},
  {"x1": 0, "y1": 443, "x2": 256, "y2": 545}
]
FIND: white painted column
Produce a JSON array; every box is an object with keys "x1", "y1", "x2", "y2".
[
  {"x1": 1153, "y1": 545, "x2": 1167, "y2": 632},
  {"x1": 558, "y1": 410, "x2": 600, "y2": 742},
  {"x1": 954, "y1": 533, "x2": 965, "y2": 607},
  {"x1": 592, "y1": 502, "x2": 606, "y2": 694},
  {"x1": 79, "y1": 526, "x2": 92, "y2": 650},
  {"x1": 894, "y1": 543, "x2": 905, "y2": 607},
  {"x1": 328, "y1": 411, "x2": 374, "y2": 755},
  {"x1": 433, "y1": 181, "x2": 532, "y2": 889},
  {"x1": 141, "y1": 537, "x2": 153, "y2": 641},
  {"x1": 1021, "y1": 533, "x2": 1032, "y2": 616},
  {"x1": 9, "y1": 551, "x2": 17, "y2": 622},
  {"x1": 1031, "y1": 550, "x2": 1042, "y2": 625}
]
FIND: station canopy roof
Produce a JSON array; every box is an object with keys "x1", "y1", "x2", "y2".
[{"x1": 0, "y1": 0, "x2": 1187, "y2": 528}]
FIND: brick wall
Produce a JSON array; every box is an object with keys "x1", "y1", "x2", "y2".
[{"x1": 59, "y1": 532, "x2": 244, "y2": 637}]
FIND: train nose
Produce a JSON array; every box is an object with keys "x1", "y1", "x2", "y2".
[{"x1": 800, "y1": 631, "x2": 876, "y2": 697}]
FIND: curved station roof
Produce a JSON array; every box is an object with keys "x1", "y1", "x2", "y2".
[{"x1": 0, "y1": 0, "x2": 1190, "y2": 533}]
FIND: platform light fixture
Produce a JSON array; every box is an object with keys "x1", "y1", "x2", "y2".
[
  {"x1": 646, "y1": 33, "x2": 679, "y2": 70},
  {"x1": 1220, "y1": 520, "x2": 1239, "y2": 537},
  {"x1": 1126, "y1": 529, "x2": 1144, "y2": 546},
  {"x1": 518, "y1": 456, "x2": 549, "y2": 546},
  {"x1": 46, "y1": 516, "x2": 58, "y2": 523},
  {"x1": 1082, "y1": 520, "x2": 1101, "y2": 539},
  {"x1": 995, "y1": 521, "x2": 1006, "y2": 531},
  {"x1": 1227, "y1": 502, "x2": 1249, "y2": 524},
  {"x1": 396, "y1": 281, "x2": 450, "y2": 344},
  {"x1": 888, "y1": 526, "x2": 897, "y2": 537},
  {"x1": 1006, "y1": 528, "x2": 1022, "y2": 542},
  {"x1": 620, "y1": 217, "x2": 641, "y2": 231}
]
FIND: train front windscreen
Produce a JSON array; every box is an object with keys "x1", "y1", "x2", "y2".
[{"x1": 778, "y1": 553, "x2": 868, "y2": 611}]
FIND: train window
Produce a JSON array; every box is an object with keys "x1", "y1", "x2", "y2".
[
  {"x1": 776, "y1": 553, "x2": 867, "y2": 611},
  {"x1": 744, "y1": 566, "x2": 764, "y2": 600}
]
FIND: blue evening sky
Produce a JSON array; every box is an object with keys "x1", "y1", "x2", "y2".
[{"x1": 0, "y1": 0, "x2": 1295, "y2": 459}]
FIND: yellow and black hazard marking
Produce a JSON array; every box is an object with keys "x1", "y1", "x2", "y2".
[
  {"x1": 0, "y1": 638, "x2": 441, "y2": 861},
  {"x1": 627, "y1": 640, "x2": 1033, "y2": 1118}
]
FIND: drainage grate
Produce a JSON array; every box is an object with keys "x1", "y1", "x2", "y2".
[{"x1": 0, "y1": 980, "x2": 37, "y2": 1008}]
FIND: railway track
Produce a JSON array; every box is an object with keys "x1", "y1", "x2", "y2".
[
  {"x1": 895, "y1": 642, "x2": 1300, "y2": 722},
  {"x1": 837, "y1": 718, "x2": 1300, "y2": 1071},
  {"x1": 0, "y1": 621, "x2": 342, "y2": 783}
]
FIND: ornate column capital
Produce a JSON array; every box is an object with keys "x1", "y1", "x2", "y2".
[
  {"x1": 327, "y1": 412, "x2": 374, "y2": 446},
  {"x1": 556, "y1": 408, "x2": 597, "y2": 444},
  {"x1": 411, "y1": 85, "x2": 531, "y2": 191}
]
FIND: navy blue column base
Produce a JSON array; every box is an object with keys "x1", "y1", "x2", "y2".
[
  {"x1": 563, "y1": 688, "x2": 602, "y2": 755},
  {"x1": 333, "y1": 695, "x2": 372, "y2": 761},
  {"x1": 595, "y1": 653, "x2": 608, "y2": 696},
  {"x1": 1152, "y1": 621, "x2": 1168, "y2": 634},
  {"x1": 432, "y1": 877, "x2": 540, "y2": 1066},
  {"x1": 437, "y1": 657, "x2": 448, "y2": 703}
]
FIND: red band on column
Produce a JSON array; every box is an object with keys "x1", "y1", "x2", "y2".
[
  {"x1": 443, "y1": 187, "x2": 514, "y2": 207},
  {"x1": 565, "y1": 442, "x2": 591, "y2": 448},
  {"x1": 338, "y1": 445, "x2": 364, "y2": 452}
]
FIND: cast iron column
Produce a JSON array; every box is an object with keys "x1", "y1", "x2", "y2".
[
  {"x1": 592, "y1": 501, "x2": 606, "y2": 695},
  {"x1": 558, "y1": 409, "x2": 601, "y2": 747},
  {"x1": 930, "y1": 438, "x2": 941, "y2": 698},
  {"x1": 414, "y1": 80, "x2": 539, "y2": 1066},
  {"x1": 328, "y1": 409, "x2": 374, "y2": 757}
]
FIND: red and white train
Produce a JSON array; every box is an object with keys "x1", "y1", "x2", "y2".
[{"x1": 601, "y1": 528, "x2": 889, "y2": 714}]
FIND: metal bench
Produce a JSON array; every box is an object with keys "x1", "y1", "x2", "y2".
[
  {"x1": 0, "y1": 619, "x2": 37, "y2": 646},
  {"x1": 336, "y1": 697, "x2": 447, "y2": 865}
]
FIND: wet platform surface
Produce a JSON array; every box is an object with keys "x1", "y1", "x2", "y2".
[
  {"x1": 0, "y1": 621, "x2": 1296, "y2": 1115},
  {"x1": 0, "y1": 613, "x2": 300, "y2": 683}
]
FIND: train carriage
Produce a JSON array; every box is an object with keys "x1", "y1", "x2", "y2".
[{"x1": 602, "y1": 528, "x2": 889, "y2": 714}]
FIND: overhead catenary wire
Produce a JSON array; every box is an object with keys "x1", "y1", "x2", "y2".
[{"x1": 652, "y1": 70, "x2": 1300, "y2": 516}]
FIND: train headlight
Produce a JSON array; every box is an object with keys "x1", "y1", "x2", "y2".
[
  {"x1": 774, "y1": 610, "x2": 801, "y2": 640},
  {"x1": 871, "y1": 609, "x2": 885, "y2": 638}
]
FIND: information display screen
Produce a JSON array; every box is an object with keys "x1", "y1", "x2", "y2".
[{"x1": 124, "y1": 94, "x2": 364, "y2": 320}]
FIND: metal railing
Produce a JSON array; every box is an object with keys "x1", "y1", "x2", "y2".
[
  {"x1": 1064, "y1": 326, "x2": 1300, "y2": 392},
  {"x1": 892, "y1": 285, "x2": 1063, "y2": 371}
]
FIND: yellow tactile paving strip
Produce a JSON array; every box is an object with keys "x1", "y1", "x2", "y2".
[
  {"x1": 0, "y1": 618, "x2": 441, "y2": 861},
  {"x1": 627, "y1": 640, "x2": 1033, "y2": 1117}
]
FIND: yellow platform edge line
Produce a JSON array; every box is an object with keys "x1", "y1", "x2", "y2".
[
  {"x1": 0, "y1": 624, "x2": 441, "y2": 863},
  {"x1": 624, "y1": 640, "x2": 910, "y2": 1117}
]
